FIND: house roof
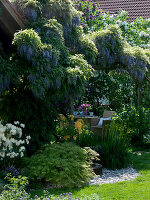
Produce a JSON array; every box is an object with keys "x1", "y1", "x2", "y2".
[
  {"x1": 95, "y1": 0, "x2": 150, "y2": 21},
  {"x1": 0, "y1": 0, "x2": 26, "y2": 38}
]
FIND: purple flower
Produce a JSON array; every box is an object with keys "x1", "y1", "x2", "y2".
[
  {"x1": 86, "y1": 17, "x2": 89, "y2": 22},
  {"x1": 2, "y1": 166, "x2": 24, "y2": 177},
  {"x1": 90, "y1": 13, "x2": 93, "y2": 19},
  {"x1": 85, "y1": 5, "x2": 89, "y2": 13},
  {"x1": 92, "y1": 3, "x2": 96, "y2": 12}
]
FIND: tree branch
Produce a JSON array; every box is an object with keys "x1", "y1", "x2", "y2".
[{"x1": 145, "y1": 75, "x2": 150, "y2": 83}]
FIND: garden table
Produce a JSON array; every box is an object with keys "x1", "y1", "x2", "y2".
[{"x1": 74, "y1": 115, "x2": 99, "y2": 129}]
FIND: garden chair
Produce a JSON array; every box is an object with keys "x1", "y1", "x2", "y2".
[{"x1": 90, "y1": 111, "x2": 116, "y2": 139}]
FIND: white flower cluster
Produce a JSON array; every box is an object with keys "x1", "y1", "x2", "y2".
[
  {"x1": 0, "y1": 121, "x2": 31, "y2": 160},
  {"x1": 139, "y1": 31, "x2": 149, "y2": 38},
  {"x1": 100, "y1": 10, "x2": 150, "y2": 49},
  {"x1": 119, "y1": 10, "x2": 127, "y2": 17}
]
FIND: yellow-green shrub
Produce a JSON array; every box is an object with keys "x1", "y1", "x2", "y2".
[{"x1": 24, "y1": 142, "x2": 99, "y2": 188}]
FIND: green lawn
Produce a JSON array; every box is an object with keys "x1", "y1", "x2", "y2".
[{"x1": 30, "y1": 150, "x2": 150, "y2": 200}]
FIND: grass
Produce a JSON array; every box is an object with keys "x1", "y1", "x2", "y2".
[{"x1": 30, "y1": 149, "x2": 150, "y2": 200}]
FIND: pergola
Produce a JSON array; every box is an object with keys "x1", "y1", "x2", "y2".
[{"x1": 0, "y1": 0, "x2": 149, "y2": 107}]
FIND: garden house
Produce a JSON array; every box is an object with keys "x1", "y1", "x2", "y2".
[{"x1": 95, "y1": 0, "x2": 150, "y2": 21}]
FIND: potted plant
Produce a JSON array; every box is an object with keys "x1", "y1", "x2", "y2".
[{"x1": 76, "y1": 102, "x2": 93, "y2": 116}]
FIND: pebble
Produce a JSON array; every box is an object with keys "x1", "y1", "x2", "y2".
[{"x1": 89, "y1": 167, "x2": 139, "y2": 185}]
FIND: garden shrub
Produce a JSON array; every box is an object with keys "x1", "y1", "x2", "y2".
[
  {"x1": 56, "y1": 114, "x2": 76, "y2": 141},
  {"x1": 0, "y1": 174, "x2": 30, "y2": 200},
  {"x1": 113, "y1": 106, "x2": 150, "y2": 145},
  {"x1": 143, "y1": 133, "x2": 150, "y2": 149},
  {"x1": 100, "y1": 122, "x2": 130, "y2": 169},
  {"x1": 0, "y1": 174, "x2": 80, "y2": 200},
  {"x1": 78, "y1": 70, "x2": 136, "y2": 112},
  {"x1": 0, "y1": 120, "x2": 31, "y2": 167},
  {"x1": 0, "y1": 0, "x2": 94, "y2": 155},
  {"x1": 0, "y1": 91, "x2": 57, "y2": 155},
  {"x1": 24, "y1": 142, "x2": 99, "y2": 188},
  {"x1": 1, "y1": 0, "x2": 150, "y2": 159},
  {"x1": 75, "y1": 120, "x2": 100, "y2": 148},
  {"x1": 56, "y1": 115, "x2": 99, "y2": 148}
]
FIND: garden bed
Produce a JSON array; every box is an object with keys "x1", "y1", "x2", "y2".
[{"x1": 29, "y1": 149, "x2": 150, "y2": 200}]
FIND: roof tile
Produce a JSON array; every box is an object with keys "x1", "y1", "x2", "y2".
[{"x1": 94, "y1": 0, "x2": 150, "y2": 21}]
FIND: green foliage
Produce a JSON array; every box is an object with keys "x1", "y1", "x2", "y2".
[
  {"x1": 24, "y1": 142, "x2": 99, "y2": 188},
  {"x1": 142, "y1": 72, "x2": 150, "y2": 107},
  {"x1": 12, "y1": 26, "x2": 93, "y2": 100},
  {"x1": 56, "y1": 114, "x2": 76, "y2": 141},
  {"x1": 31, "y1": 18, "x2": 70, "y2": 65},
  {"x1": 143, "y1": 134, "x2": 150, "y2": 149},
  {"x1": 56, "y1": 115, "x2": 99, "y2": 149},
  {"x1": 75, "y1": 127, "x2": 100, "y2": 149},
  {"x1": 79, "y1": 71, "x2": 136, "y2": 112},
  {"x1": 42, "y1": 0, "x2": 77, "y2": 24},
  {"x1": 113, "y1": 106, "x2": 150, "y2": 145},
  {"x1": 73, "y1": 0, "x2": 150, "y2": 87},
  {"x1": 11, "y1": 0, "x2": 42, "y2": 22},
  {"x1": 43, "y1": 19, "x2": 64, "y2": 41},
  {"x1": 29, "y1": 150, "x2": 150, "y2": 200},
  {"x1": 72, "y1": 0, "x2": 104, "y2": 33},
  {"x1": 100, "y1": 122, "x2": 130, "y2": 169},
  {"x1": 92, "y1": 25, "x2": 124, "y2": 51},
  {"x1": 36, "y1": 191, "x2": 80, "y2": 200},
  {"x1": 1, "y1": 0, "x2": 149, "y2": 156},
  {"x1": 0, "y1": 174, "x2": 30, "y2": 200},
  {"x1": 69, "y1": 54, "x2": 93, "y2": 81},
  {"x1": 123, "y1": 45, "x2": 150, "y2": 64},
  {"x1": 73, "y1": 1, "x2": 150, "y2": 50},
  {"x1": 0, "y1": 55, "x2": 16, "y2": 95},
  {"x1": 66, "y1": 54, "x2": 94, "y2": 97},
  {"x1": 13, "y1": 28, "x2": 42, "y2": 48},
  {"x1": 65, "y1": 25, "x2": 83, "y2": 48},
  {"x1": 0, "y1": 175, "x2": 81, "y2": 199},
  {"x1": 91, "y1": 25, "x2": 124, "y2": 68},
  {"x1": 90, "y1": 24, "x2": 150, "y2": 73},
  {"x1": 0, "y1": 90, "x2": 57, "y2": 154},
  {"x1": 78, "y1": 34, "x2": 98, "y2": 64}
]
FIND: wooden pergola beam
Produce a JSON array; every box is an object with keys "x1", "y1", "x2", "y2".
[{"x1": 0, "y1": 0, "x2": 26, "y2": 38}]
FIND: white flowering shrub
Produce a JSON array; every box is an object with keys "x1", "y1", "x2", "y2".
[{"x1": 0, "y1": 121, "x2": 31, "y2": 164}]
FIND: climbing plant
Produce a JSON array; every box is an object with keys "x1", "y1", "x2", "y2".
[
  {"x1": 72, "y1": 0, "x2": 150, "y2": 107},
  {"x1": 0, "y1": 0, "x2": 149, "y2": 153}
]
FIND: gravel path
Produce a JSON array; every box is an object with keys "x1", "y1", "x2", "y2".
[{"x1": 89, "y1": 167, "x2": 140, "y2": 185}]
